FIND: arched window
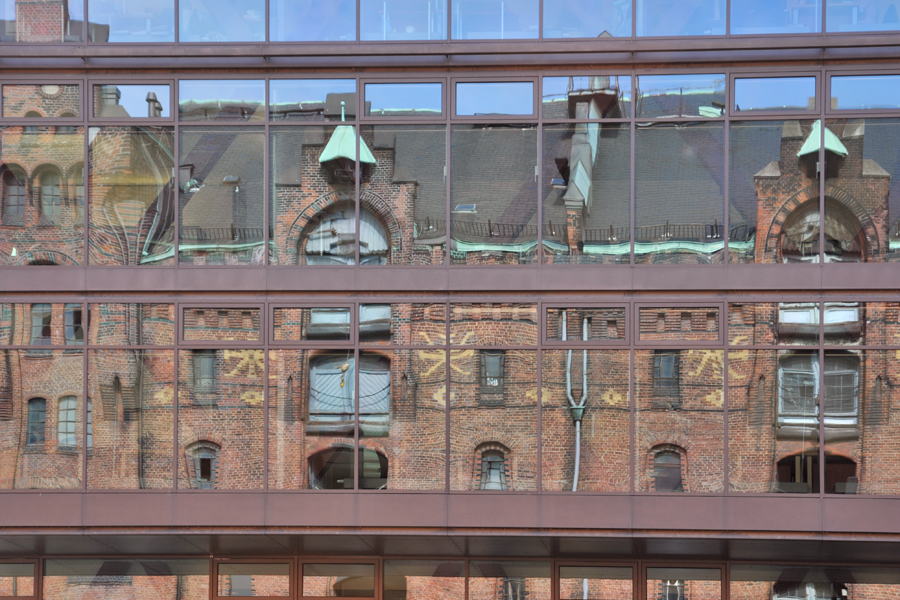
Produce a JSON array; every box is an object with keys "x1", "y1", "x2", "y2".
[
  {"x1": 303, "y1": 207, "x2": 389, "y2": 265},
  {"x1": 475, "y1": 443, "x2": 511, "y2": 490},
  {"x1": 479, "y1": 450, "x2": 508, "y2": 490},
  {"x1": 57, "y1": 396, "x2": 77, "y2": 447},
  {"x1": 308, "y1": 446, "x2": 353, "y2": 490},
  {"x1": 26, "y1": 399, "x2": 46, "y2": 446},
  {"x1": 2, "y1": 169, "x2": 26, "y2": 226},
  {"x1": 39, "y1": 170, "x2": 62, "y2": 225},
  {"x1": 653, "y1": 450, "x2": 684, "y2": 492},
  {"x1": 186, "y1": 441, "x2": 220, "y2": 489},
  {"x1": 780, "y1": 199, "x2": 866, "y2": 263}
]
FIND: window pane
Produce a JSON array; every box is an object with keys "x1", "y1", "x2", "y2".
[
  {"x1": 303, "y1": 564, "x2": 375, "y2": 597},
  {"x1": 87, "y1": 350, "x2": 174, "y2": 489},
  {"x1": 729, "y1": 302, "x2": 823, "y2": 346},
  {"x1": 178, "y1": 349, "x2": 263, "y2": 489},
  {"x1": 635, "y1": 75, "x2": 726, "y2": 119},
  {"x1": 646, "y1": 568, "x2": 720, "y2": 600},
  {"x1": 542, "y1": 76, "x2": 631, "y2": 119},
  {"x1": 543, "y1": 122, "x2": 630, "y2": 264},
  {"x1": 360, "y1": 0, "x2": 447, "y2": 40},
  {"x1": 469, "y1": 562, "x2": 550, "y2": 600},
  {"x1": 635, "y1": 349, "x2": 724, "y2": 492},
  {"x1": 183, "y1": 308, "x2": 260, "y2": 342},
  {"x1": 451, "y1": 0, "x2": 538, "y2": 39},
  {"x1": 734, "y1": 78, "x2": 817, "y2": 112},
  {"x1": 546, "y1": 308, "x2": 627, "y2": 342},
  {"x1": 270, "y1": 125, "x2": 357, "y2": 265},
  {"x1": 364, "y1": 84, "x2": 443, "y2": 117},
  {"x1": 269, "y1": 80, "x2": 356, "y2": 122},
  {"x1": 0, "y1": 127, "x2": 84, "y2": 266},
  {"x1": 179, "y1": 127, "x2": 265, "y2": 265},
  {"x1": 0, "y1": 1, "x2": 84, "y2": 41},
  {"x1": 450, "y1": 303, "x2": 537, "y2": 345},
  {"x1": 728, "y1": 349, "x2": 820, "y2": 493},
  {"x1": 89, "y1": 126, "x2": 175, "y2": 265},
  {"x1": 636, "y1": 0, "x2": 724, "y2": 35},
  {"x1": 270, "y1": 0, "x2": 355, "y2": 41},
  {"x1": 456, "y1": 83, "x2": 534, "y2": 116},
  {"x1": 827, "y1": 0, "x2": 900, "y2": 31},
  {"x1": 43, "y1": 559, "x2": 208, "y2": 600},
  {"x1": 824, "y1": 118, "x2": 900, "y2": 264},
  {"x1": 831, "y1": 75, "x2": 900, "y2": 110},
  {"x1": 359, "y1": 125, "x2": 446, "y2": 265},
  {"x1": 732, "y1": 0, "x2": 821, "y2": 33},
  {"x1": 356, "y1": 303, "x2": 446, "y2": 345},
  {"x1": 93, "y1": 85, "x2": 170, "y2": 118},
  {"x1": 89, "y1": 304, "x2": 175, "y2": 345},
  {"x1": 450, "y1": 125, "x2": 538, "y2": 265},
  {"x1": 638, "y1": 307, "x2": 719, "y2": 341},
  {"x1": 450, "y1": 349, "x2": 537, "y2": 490},
  {"x1": 729, "y1": 120, "x2": 821, "y2": 264},
  {"x1": 273, "y1": 307, "x2": 352, "y2": 341},
  {"x1": 0, "y1": 351, "x2": 82, "y2": 489},
  {"x1": 2, "y1": 85, "x2": 80, "y2": 118},
  {"x1": 635, "y1": 122, "x2": 724, "y2": 263},
  {"x1": 179, "y1": 0, "x2": 264, "y2": 42},
  {"x1": 823, "y1": 350, "x2": 860, "y2": 494},
  {"x1": 268, "y1": 349, "x2": 356, "y2": 489},
  {"x1": 731, "y1": 566, "x2": 900, "y2": 600},
  {"x1": 64, "y1": 304, "x2": 83, "y2": 345},
  {"x1": 0, "y1": 563, "x2": 34, "y2": 596},
  {"x1": 384, "y1": 561, "x2": 464, "y2": 600},
  {"x1": 542, "y1": 350, "x2": 630, "y2": 491},
  {"x1": 560, "y1": 567, "x2": 632, "y2": 600},
  {"x1": 543, "y1": 0, "x2": 631, "y2": 38},
  {"x1": 88, "y1": 0, "x2": 174, "y2": 42},
  {"x1": 217, "y1": 564, "x2": 290, "y2": 597},
  {"x1": 179, "y1": 81, "x2": 265, "y2": 122}
]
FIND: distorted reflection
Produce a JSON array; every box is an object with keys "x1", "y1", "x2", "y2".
[
  {"x1": 2, "y1": 85, "x2": 80, "y2": 118},
  {"x1": 179, "y1": 127, "x2": 265, "y2": 265},
  {"x1": 635, "y1": 348, "x2": 724, "y2": 492},
  {"x1": 270, "y1": 123, "x2": 362, "y2": 265},
  {"x1": 0, "y1": 126, "x2": 84, "y2": 265},
  {"x1": 0, "y1": 1, "x2": 85, "y2": 42},
  {"x1": 635, "y1": 122, "x2": 725, "y2": 264},
  {"x1": 89, "y1": 126, "x2": 175, "y2": 265},
  {"x1": 268, "y1": 347, "x2": 446, "y2": 490},
  {"x1": 87, "y1": 349, "x2": 175, "y2": 489},
  {"x1": 450, "y1": 126, "x2": 538, "y2": 265},
  {"x1": 359, "y1": 125, "x2": 447, "y2": 265},
  {"x1": 0, "y1": 350, "x2": 83, "y2": 489},
  {"x1": 177, "y1": 349, "x2": 264, "y2": 489},
  {"x1": 542, "y1": 349, "x2": 630, "y2": 491}
]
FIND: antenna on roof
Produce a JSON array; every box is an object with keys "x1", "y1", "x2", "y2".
[{"x1": 341, "y1": 100, "x2": 346, "y2": 122}]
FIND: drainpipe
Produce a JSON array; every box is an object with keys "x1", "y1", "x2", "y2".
[{"x1": 564, "y1": 313, "x2": 588, "y2": 492}]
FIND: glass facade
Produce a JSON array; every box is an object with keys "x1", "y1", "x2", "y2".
[{"x1": 1, "y1": 0, "x2": 900, "y2": 589}]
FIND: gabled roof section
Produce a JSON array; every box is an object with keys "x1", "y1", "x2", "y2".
[
  {"x1": 319, "y1": 125, "x2": 377, "y2": 165},
  {"x1": 797, "y1": 120, "x2": 848, "y2": 158}
]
